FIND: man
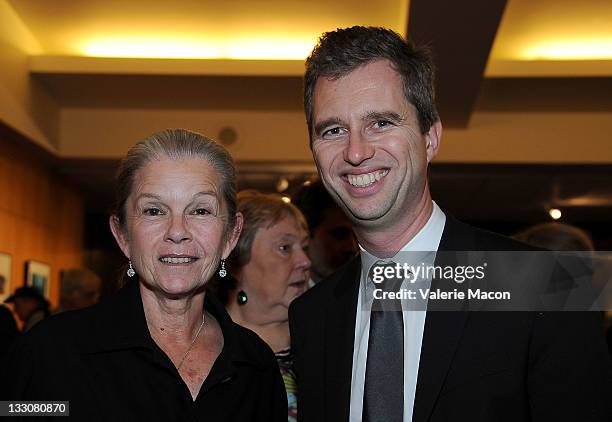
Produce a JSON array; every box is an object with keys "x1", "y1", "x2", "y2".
[
  {"x1": 5, "y1": 286, "x2": 50, "y2": 332},
  {"x1": 0, "y1": 275, "x2": 19, "y2": 357},
  {"x1": 292, "y1": 180, "x2": 358, "y2": 286},
  {"x1": 289, "y1": 26, "x2": 611, "y2": 422},
  {"x1": 57, "y1": 268, "x2": 102, "y2": 312}
]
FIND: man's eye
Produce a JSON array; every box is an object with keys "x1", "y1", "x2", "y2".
[
  {"x1": 143, "y1": 208, "x2": 163, "y2": 216},
  {"x1": 322, "y1": 127, "x2": 345, "y2": 138},
  {"x1": 373, "y1": 120, "x2": 392, "y2": 129},
  {"x1": 279, "y1": 244, "x2": 290, "y2": 253}
]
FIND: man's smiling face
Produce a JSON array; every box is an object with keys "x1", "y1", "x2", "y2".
[{"x1": 311, "y1": 59, "x2": 439, "y2": 230}]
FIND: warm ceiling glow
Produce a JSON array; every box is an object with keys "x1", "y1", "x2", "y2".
[
  {"x1": 80, "y1": 35, "x2": 317, "y2": 60},
  {"x1": 522, "y1": 38, "x2": 612, "y2": 60}
]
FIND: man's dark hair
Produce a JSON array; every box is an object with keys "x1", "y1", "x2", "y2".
[
  {"x1": 304, "y1": 26, "x2": 439, "y2": 139},
  {"x1": 292, "y1": 180, "x2": 339, "y2": 236}
]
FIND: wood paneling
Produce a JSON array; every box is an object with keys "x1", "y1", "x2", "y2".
[{"x1": 0, "y1": 134, "x2": 84, "y2": 307}]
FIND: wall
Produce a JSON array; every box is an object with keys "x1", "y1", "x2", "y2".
[
  {"x1": 58, "y1": 107, "x2": 612, "y2": 163},
  {"x1": 0, "y1": 134, "x2": 85, "y2": 307},
  {"x1": 0, "y1": 0, "x2": 59, "y2": 151}
]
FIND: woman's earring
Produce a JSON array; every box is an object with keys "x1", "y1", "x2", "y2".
[
  {"x1": 218, "y1": 259, "x2": 227, "y2": 278},
  {"x1": 127, "y1": 261, "x2": 136, "y2": 277},
  {"x1": 237, "y1": 290, "x2": 248, "y2": 305}
]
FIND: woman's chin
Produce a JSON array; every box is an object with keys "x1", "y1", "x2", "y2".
[{"x1": 144, "y1": 277, "x2": 204, "y2": 298}]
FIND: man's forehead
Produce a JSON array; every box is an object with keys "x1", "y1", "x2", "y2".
[
  {"x1": 315, "y1": 59, "x2": 401, "y2": 91},
  {"x1": 312, "y1": 64, "x2": 414, "y2": 122}
]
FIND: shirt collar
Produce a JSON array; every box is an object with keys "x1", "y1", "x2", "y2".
[
  {"x1": 83, "y1": 280, "x2": 268, "y2": 370},
  {"x1": 359, "y1": 201, "x2": 446, "y2": 281}
]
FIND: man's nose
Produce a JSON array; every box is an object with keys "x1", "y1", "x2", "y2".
[{"x1": 343, "y1": 131, "x2": 374, "y2": 165}]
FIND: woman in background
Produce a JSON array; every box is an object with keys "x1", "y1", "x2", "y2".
[
  {"x1": 213, "y1": 190, "x2": 310, "y2": 422},
  {"x1": 2, "y1": 129, "x2": 287, "y2": 421}
]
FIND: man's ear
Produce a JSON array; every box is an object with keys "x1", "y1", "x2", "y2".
[
  {"x1": 222, "y1": 212, "x2": 244, "y2": 259},
  {"x1": 109, "y1": 215, "x2": 130, "y2": 259},
  {"x1": 425, "y1": 120, "x2": 442, "y2": 163}
]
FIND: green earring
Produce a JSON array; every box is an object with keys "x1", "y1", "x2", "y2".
[{"x1": 237, "y1": 290, "x2": 248, "y2": 305}]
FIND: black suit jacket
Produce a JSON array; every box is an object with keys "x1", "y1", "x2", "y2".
[{"x1": 289, "y1": 216, "x2": 611, "y2": 422}]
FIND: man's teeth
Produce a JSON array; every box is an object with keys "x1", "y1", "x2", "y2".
[
  {"x1": 347, "y1": 170, "x2": 388, "y2": 187},
  {"x1": 160, "y1": 257, "x2": 195, "y2": 264}
]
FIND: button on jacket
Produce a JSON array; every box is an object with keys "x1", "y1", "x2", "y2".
[{"x1": 2, "y1": 280, "x2": 287, "y2": 421}]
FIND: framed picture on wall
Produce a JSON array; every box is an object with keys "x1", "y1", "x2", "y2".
[
  {"x1": 0, "y1": 252, "x2": 11, "y2": 303},
  {"x1": 25, "y1": 260, "x2": 51, "y2": 299}
]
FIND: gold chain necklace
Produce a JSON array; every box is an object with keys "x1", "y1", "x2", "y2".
[{"x1": 177, "y1": 314, "x2": 205, "y2": 371}]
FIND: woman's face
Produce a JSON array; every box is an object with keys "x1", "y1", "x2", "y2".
[
  {"x1": 238, "y1": 216, "x2": 310, "y2": 320},
  {"x1": 111, "y1": 157, "x2": 241, "y2": 297}
]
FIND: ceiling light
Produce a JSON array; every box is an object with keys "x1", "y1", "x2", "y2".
[
  {"x1": 79, "y1": 35, "x2": 316, "y2": 60},
  {"x1": 549, "y1": 208, "x2": 562, "y2": 220},
  {"x1": 522, "y1": 38, "x2": 612, "y2": 60},
  {"x1": 276, "y1": 177, "x2": 290, "y2": 193},
  {"x1": 281, "y1": 196, "x2": 291, "y2": 204}
]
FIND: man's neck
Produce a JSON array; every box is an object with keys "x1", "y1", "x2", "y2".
[{"x1": 356, "y1": 192, "x2": 434, "y2": 258}]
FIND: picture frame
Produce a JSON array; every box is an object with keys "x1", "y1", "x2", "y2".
[
  {"x1": 0, "y1": 252, "x2": 11, "y2": 303},
  {"x1": 25, "y1": 260, "x2": 51, "y2": 299}
]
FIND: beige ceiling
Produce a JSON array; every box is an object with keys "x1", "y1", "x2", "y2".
[
  {"x1": 8, "y1": 0, "x2": 409, "y2": 59},
  {"x1": 2, "y1": 0, "x2": 611, "y2": 219},
  {"x1": 488, "y1": 0, "x2": 612, "y2": 76},
  {"x1": 7, "y1": 0, "x2": 612, "y2": 76}
]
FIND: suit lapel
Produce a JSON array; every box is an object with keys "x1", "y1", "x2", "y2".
[
  {"x1": 324, "y1": 256, "x2": 361, "y2": 421},
  {"x1": 413, "y1": 217, "x2": 472, "y2": 422}
]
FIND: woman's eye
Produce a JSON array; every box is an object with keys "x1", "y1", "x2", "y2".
[
  {"x1": 143, "y1": 208, "x2": 163, "y2": 216},
  {"x1": 279, "y1": 244, "x2": 290, "y2": 253},
  {"x1": 193, "y1": 208, "x2": 211, "y2": 216}
]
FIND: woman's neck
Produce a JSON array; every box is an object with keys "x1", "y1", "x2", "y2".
[
  {"x1": 140, "y1": 284, "x2": 206, "y2": 343},
  {"x1": 227, "y1": 300, "x2": 290, "y2": 353}
]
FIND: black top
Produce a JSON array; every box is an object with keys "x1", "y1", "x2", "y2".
[
  {"x1": 0, "y1": 304, "x2": 18, "y2": 357},
  {"x1": 1, "y1": 280, "x2": 287, "y2": 421},
  {"x1": 290, "y1": 216, "x2": 612, "y2": 422}
]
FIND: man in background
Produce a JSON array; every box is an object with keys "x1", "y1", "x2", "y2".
[
  {"x1": 57, "y1": 268, "x2": 102, "y2": 312},
  {"x1": 0, "y1": 275, "x2": 18, "y2": 356},
  {"x1": 292, "y1": 180, "x2": 358, "y2": 286},
  {"x1": 5, "y1": 286, "x2": 49, "y2": 332}
]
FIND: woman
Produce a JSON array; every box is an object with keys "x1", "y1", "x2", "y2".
[
  {"x1": 214, "y1": 190, "x2": 310, "y2": 422},
  {"x1": 2, "y1": 129, "x2": 287, "y2": 421}
]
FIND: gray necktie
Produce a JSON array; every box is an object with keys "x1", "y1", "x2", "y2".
[{"x1": 362, "y1": 261, "x2": 404, "y2": 422}]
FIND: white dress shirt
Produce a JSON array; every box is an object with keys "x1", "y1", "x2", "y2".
[{"x1": 349, "y1": 201, "x2": 446, "y2": 422}]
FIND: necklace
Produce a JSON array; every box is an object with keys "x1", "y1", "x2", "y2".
[{"x1": 177, "y1": 314, "x2": 206, "y2": 371}]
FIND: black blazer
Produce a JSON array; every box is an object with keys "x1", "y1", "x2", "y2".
[
  {"x1": 289, "y1": 217, "x2": 612, "y2": 422},
  {"x1": 1, "y1": 280, "x2": 287, "y2": 422}
]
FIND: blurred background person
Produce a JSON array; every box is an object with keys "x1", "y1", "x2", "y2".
[
  {"x1": 212, "y1": 190, "x2": 310, "y2": 422},
  {"x1": 4, "y1": 286, "x2": 50, "y2": 332},
  {"x1": 0, "y1": 274, "x2": 19, "y2": 357},
  {"x1": 515, "y1": 222, "x2": 612, "y2": 355},
  {"x1": 514, "y1": 222, "x2": 595, "y2": 251},
  {"x1": 57, "y1": 267, "x2": 102, "y2": 312},
  {"x1": 2, "y1": 129, "x2": 287, "y2": 420},
  {"x1": 292, "y1": 180, "x2": 358, "y2": 286}
]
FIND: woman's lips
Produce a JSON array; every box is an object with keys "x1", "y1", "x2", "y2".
[{"x1": 158, "y1": 255, "x2": 199, "y2": 264}]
